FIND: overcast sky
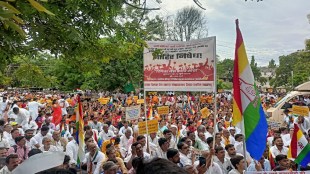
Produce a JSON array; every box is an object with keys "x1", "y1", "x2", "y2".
[{"x1": 147, "y1": 0, "x2": 310, "y2": 66}]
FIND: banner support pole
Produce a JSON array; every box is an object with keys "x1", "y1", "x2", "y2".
[{"x1": 211, "y1": 37, "x2": 217, "y2": 167}]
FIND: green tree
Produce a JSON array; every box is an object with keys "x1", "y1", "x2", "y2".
[
  {"x1": 250, "y1": 55, "x2": 261, "y2": 80},
  {"x1": 273, "y1": 49, "x2": 310, "y2": 89},
  {"x1": 258, "y1": 77, "x2": 268, "y2": 86},
  {"x1": 268, "y1": 59, "x2": 276, "y2": 68},
  {"x1": 217, "y1": 59, "x2": 234, "y2": 81}
]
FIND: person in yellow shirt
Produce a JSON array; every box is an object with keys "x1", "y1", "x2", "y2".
[{"x1": 102, "y1": 147, "x2": 128, "y2": 174}]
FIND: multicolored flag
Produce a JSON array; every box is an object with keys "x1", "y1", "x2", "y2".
[
  {"x1": 97, "y1": 137, "x2": 103, "y2": 148},
  {"x1": 232, "y1": 19, "x2": 268, "y2": 160},
  {"x1": 75, "y1": 95, "x2": 85, "y2": 165},
  {"x1": 287, "y1": 124, "x2": 310, "y2": 167},
  {"x1": 147, "y1": 104, "x2": 153, "y2": 119},
  {"x1": 187, "y1": 95, "x2": 195, "y2": 115}
]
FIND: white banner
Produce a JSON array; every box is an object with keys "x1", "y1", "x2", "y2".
[
  {"x1": 143, "y1": 37, "x2": 216, "y2": 91},
  {"x1": 126, "y1": 105, "x2": 141, "y2": 121}
]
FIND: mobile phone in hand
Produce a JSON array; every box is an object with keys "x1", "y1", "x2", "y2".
[{"x1": 199, "y1": 157, "x2": 206, "y2": 166}]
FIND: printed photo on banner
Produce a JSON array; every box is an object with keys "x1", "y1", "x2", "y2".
[
  {"x1": 125, "y1": 105, "x2": 141, "y2": 121},
  {"x1": 143, "y1": 37, "x2": 216, "y2": 91}
]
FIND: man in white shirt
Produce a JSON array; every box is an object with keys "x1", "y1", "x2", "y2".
[
  {"x1": 3, "y1": 124, "x2": 13, "y2": 140},
  {"x1": 214, "y1": 146, "x2": 233, "y2": 174},
  {"x1": 148, "y1": 132, "x2": 158, "y2": 155},
  {"x1": 27, "y1": 116, "x2": 38, "y2": 133},
  {"x1": 0, "y1": 97, "x2": 8, "y2": 119},
  {"x1": 12, "y1": 107, "x2": 30, "y2": 130},
  {"x1": 51, "y1": 131, "x2": 67, "y2": 152},
  {"x1": 8, "y1": 129, "x2": 20, "y2": 146},
  {"x1": 83, "y1": 143, "x2": 105, "y2": 174},
  {"x1": 177, "y1": 142, "x2": 195, "y2": 166},
  {"x1": 0, "y1": 154, "x2": 20, "y2": 174},
  {"x1": 124, "y1": 142, "x2": 151, "y2": 170},
  {"x1": 119, "y1": 128, "x2": 133, "y2": 158},
  {"x1": 27, "y1": 98, "x2": 45, "y2": 121},
  {"x1": 295, "y1": 116, "x2": 310, "y2": 134},
  {"x1": 30, "y1": 126, "x2": 52, "y2": 149},
  {"x1": 66, "y1": 134, "x2": 79, "y2": 165},
  {"x1": 88, "y1": 117, "x2": 102, "y2": 132},
  {"x1": 119, "y1": 121, "x2": 133, "y2": 136},
  {"x1": 269, "y1": 137, "x2": 289, "y2": 159},
  {"x1": 228, "y1": 155, "x2": 247, "y2": 174},
  {"x1": 163, "y1": 129, "x2": 176, "y2": 149},
  {"x1": 98, "y1": 124, "x2": 115, "y2": 142}
]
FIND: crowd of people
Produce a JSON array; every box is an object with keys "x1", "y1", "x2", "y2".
[{"x1": 0, "y1": 90, "x2": 309, "y2": 174}]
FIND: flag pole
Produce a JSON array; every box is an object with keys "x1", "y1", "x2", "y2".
[
  {"x1": 144, "y1": 90, "x2": 150, "y2": 154},
  {"x1": 212, "y1": 36, "x2": 217, "y2": 159}
]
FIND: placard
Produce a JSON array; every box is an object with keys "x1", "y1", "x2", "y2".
[
  {"x1": 292, "y1": 105, "x2": 309, "y2": 116},
  {"x1": 157, "y1": 106, "x2": 169, "y2": 115},
  {"x1": 133, "y1": 96, "x2": 138, "y2": 101},
  {"x1": 137, "y1": 99, "x2": 144, "y2": 104},
  {"x1": 143, "y1": 37, "x2": 216, "y2": 91},
  {"x1": 98, "y1": 98, "x2": 110, "y2": 105},
  {"x1": 200, "y1": 107, "x2": 210, "y2": 118},
  {"x1": 125, "y1": 105, "x2": 141, "y2": 121},
  {"x1": 138, "y1": 119, "x2": 158, "y2": 135}
]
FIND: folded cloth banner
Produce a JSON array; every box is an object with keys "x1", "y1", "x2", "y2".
[
  {"x1": 126, "y1": 105, "x2": 141, "y2": 121},
  {"x1": 12, "y1": 152, "x2": 65, "y2": 174}
]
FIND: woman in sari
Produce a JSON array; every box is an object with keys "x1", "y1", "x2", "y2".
[{"x1": 52, "y1": 99, "x2": 62, "y2": 126}]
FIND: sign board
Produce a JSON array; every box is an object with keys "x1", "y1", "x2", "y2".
[
  {"x1": 125, "y1": 105, "x2": 141, "y2": 121},
  {"x1": 143, "y1": 37, "x2": 216, "y2": 91},
  {"x1": 292, "y1": 105, "x2": 309, "y2": 116},
  {"x1": 137, "y1": 99, "x2": 144, "y2": 104},
  {"x1": 157, "y1": 106, "x2": 169, "y2": 115},
  {"x1": 98, "y1": 98, "x2": 110, "y2": 105},
  {"x1": 138, "y1": 119, "x2": 158, "y2": 135}
]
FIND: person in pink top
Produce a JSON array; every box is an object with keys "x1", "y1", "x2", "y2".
[{"x1": 7, "y1": 136, "x2": 29, "y2": 162}]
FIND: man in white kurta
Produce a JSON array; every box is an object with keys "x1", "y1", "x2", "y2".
[{"x1": 27, "y1": 98, "x2": 45, "y2": 121}]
